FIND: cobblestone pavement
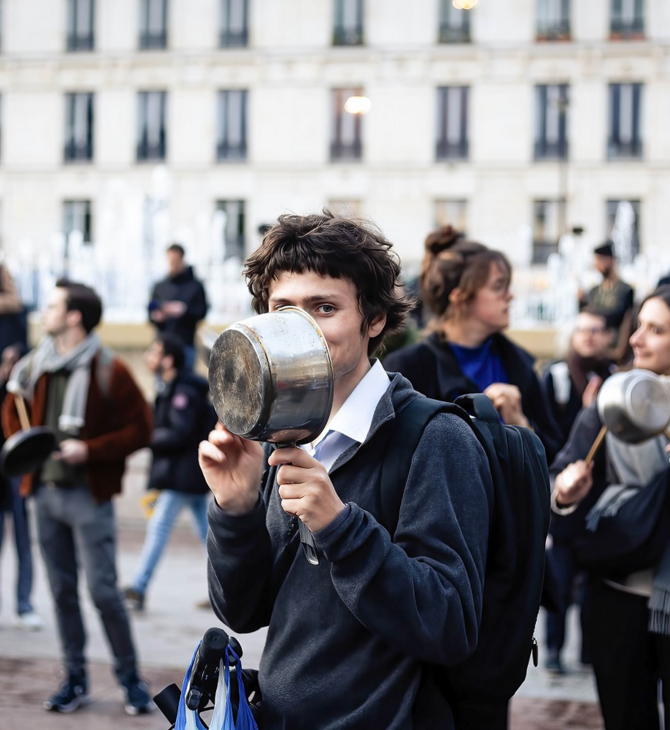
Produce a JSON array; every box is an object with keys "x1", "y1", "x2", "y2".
[{"x1": 0, "y1": 460, "x2": 603, "y2": 728}]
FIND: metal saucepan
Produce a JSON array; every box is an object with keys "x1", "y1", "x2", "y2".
[
  {"x1": 208, "y1": 307, "x2": 334, "y2": 565},
  {"x1": 0, "y1": 395, "x2": 57, "y2": 478},
  {"x1": 585, "y1": 369, "x2": 670, "y2": 463}
]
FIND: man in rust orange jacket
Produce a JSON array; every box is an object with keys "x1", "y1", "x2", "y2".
[{"x1": 1, "y1": 279, "x2": 153, "y2": 716}]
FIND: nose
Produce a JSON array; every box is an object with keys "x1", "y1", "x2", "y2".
[{"x1": 629, "y1": 326, "x2": 642, "y2": 347}]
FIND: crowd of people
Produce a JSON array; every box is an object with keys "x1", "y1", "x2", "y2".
[{"x1": 1, "y1": 215, "x2": 670, "y2": 728}]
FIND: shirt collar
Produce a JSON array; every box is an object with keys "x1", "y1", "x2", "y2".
[{"x1": 314, "y1": 359, "x2": 390, "y2": 447}]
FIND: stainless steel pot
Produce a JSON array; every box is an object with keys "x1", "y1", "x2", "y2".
[
  {"x1": 208, "y1": 307, "x2": 334, "y2": 445},
  {"x1": 207, "y1": 307, "x2": 334, "y2": 566},
  {"x1": 597, "y1": 369, "x2": 670, "y2": 444}
]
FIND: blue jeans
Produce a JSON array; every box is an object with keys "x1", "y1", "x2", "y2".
[
  {"x1": 0, "y1": 477, "x2": 34, "y2": 615},
  {"x1": 131, "y1": 490, "x2": 209, "y2": 595}
]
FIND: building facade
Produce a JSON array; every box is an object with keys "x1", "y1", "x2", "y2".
[{"x1": 0, "y1": 0, "x2": 669, "y2": 317}]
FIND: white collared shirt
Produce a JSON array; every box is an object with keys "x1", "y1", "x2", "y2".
[{"x1": 301, "y1": 359, "x2": 390, "y2": 473}]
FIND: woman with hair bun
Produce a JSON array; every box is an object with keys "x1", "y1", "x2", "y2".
[{"x1": 384, "y1": 225, "x2": 561, "y2": 461}]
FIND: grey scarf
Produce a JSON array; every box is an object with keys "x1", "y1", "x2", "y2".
[
  {"x1": 585, "y1": 433, "x2": 670, "y2": 634},
  {"x1": 7, "y1": 333, "x2": 102, "y2": 435}
]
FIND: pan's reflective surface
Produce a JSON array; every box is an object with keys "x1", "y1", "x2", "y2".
[
  {"x1": 597, "y1": 369, "x2": 670, "y2": 443},
  {"x1": 208, "y1": 308, "x2": 334, "y2": 445}
]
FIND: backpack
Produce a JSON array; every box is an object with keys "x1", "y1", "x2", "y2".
[{"x1": 379, "y1": 393, "x2": 550, "y2": 725}]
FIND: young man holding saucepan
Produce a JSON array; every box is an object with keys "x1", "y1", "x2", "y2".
[{"x1": 199, "y1": 212, "x2": 493, "y2": 729}]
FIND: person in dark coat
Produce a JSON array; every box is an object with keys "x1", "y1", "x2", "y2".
[
  {"x1": 551, "y1": 286, "x2": 670, "y2": 730},
  {"x1": 580, "y1": 241, "x2": 635, "y2": 364},
  {"x1": 384, "y1": 225, "x2": 561, "y2": 463},
  {"x1": 541, "y1": 307, "x2": 615, "y2": 674},
  {"x1": 199, "y1": 212, "x2": 493, "y2": 729},
  {"x1": 148, "y1": 244, "x2": 208, "y2": 369},
  {"x1": 124, "y1": 333, "x2": 215, "y2": 612}
]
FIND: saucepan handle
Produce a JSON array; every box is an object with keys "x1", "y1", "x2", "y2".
[{"x1": 277, "y1": 443, "x2": 319, "y2": 566}]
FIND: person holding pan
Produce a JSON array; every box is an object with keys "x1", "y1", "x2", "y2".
[
  {"x1": 1, "y1": 280, "x2": 154, "y2": 716},
  {"x1": 552, "y1": 285, "x2": 670, "y2": 730},
  {"x1": 199, "y1": 212, "x2": 493, "y2": 729}
]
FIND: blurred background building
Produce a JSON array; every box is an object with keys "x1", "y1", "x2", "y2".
[{"x1": 0, "y1": 0, "x2": 669, "y2": 324}]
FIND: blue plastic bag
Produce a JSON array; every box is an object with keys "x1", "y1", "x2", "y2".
[
  {"x1": 175, "y1": 643, "x2": 208, "y2": 730},
  {"x1": 176, "y1": 640, "x2": 258, "y2": 730}
]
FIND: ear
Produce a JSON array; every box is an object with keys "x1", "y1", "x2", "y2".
[
  {"x1": 368, "y1": 313, "x2": 387, "y2": 339},
  {"x1": 65, "y1": 309, "x2": 83, "y2": 329},
  {"x1": 448, "y1": 287, "x2": 463, "y2": 306}
]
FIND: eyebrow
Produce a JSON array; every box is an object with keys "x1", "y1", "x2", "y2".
[{"x1": 269, "y1": 293, "x2": 343, "y2": 305}]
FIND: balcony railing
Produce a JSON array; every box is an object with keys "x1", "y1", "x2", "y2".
[
  {"x1": 220, "y1": 30, "x2": 249, "y2": 47},
  {"x1": 217, "y1": 142, "x2": 247, "y2": 162},
  {"x1": 330, "y1": 140, "x2": 362, "y2": 161},
  {"x1": 534, "y1": 139, "x2": 568, "y2": 160},
  {"x1": 607, "y1": 139, "x2": 643, "y2": 159},
  {"x1": 333, "y1": 26, "x2": 364, "y2": 46},
  {"x1": 610, "y1": 17, "x2": 644, "y2": 39},
  {"x1": 436, "y1": 139, "x2": 469, "y2": 161},
  {"x1": 140, "y1": 31, "x2": 167, "y2": 49},
  {"x1": 64, "y1": 141, "x2": 93, "y2": 163},
  {"x1": 137, "y1": 139, "x2": 166, "y2": 161},
  {"x1": 438, "y1": 24, "x2": 470, "y2": 43},
  {"x1": 536, "y1": 21, "x2": 571, "y2": 41},
  {"x1": 67, "y1": 33, "x2": 94, "y2": 51}
]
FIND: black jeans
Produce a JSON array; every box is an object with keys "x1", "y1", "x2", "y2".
[
  {"x1": 35, "y1": 484, "x2": 138, "y2": 684},
  {"x1": 584, "y1": 577, "x2": 670, "y2": 730}
]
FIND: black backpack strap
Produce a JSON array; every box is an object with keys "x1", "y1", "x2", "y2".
[{"x1": 379, "y1": 396, "x2": 472, "y2": 536}]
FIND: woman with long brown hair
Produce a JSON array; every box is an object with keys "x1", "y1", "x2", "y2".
[
  {"x1": 552, "y1": 286, "x2": 670, "y2": 729},
  {"x1": 384, "y1": 225, "x2": 561, "y2": 461}
]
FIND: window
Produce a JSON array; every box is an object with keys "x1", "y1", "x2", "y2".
[
  {"x1": 67, "y1": 0, "x2": 94, "y2": 51},
  {"x1": 436, "y1": 86, "x2": 469, "y2": 161},
  {"x1": 220, "y1": 0, "x2": 249, "y2": 48},
  {"x1": 137, "y1": 91, "x2": 167, "y2": 161},
  {"x1": 438, "y1": 0, "x2": 470, "y2": 43},
  {"x1": 534, "y1": 84, "x2": 568, "y2": 160},
  {"x1": 608, "y1": 83, "x2": 643, "y2": 159},
  {"x1": 328, "y1": 200, "x2": 361, "y2": 217},
  {"x1": 217, "y1": 90, "x2": 247, "y2": 162},
  {"x1": 63, "y1": 201, "x2": 92, "y2": 245},
  {"x1": 536, "y1": 0, "x2": 570, "y2": 41},
  {"x1": 64, "y1": 93, "x2": 94, "y2": 162},
  {"x1": 435, "y1": 200, "x2": 468, "y2": 234},
  {"x1": 532, "y1": 199, "x2": 566, "y2": 264},
  {"x1": 611, "y1": 0, "x2": 644, "y2": 39},
  {"x1": 333, "y1": 0, "x2": 364, "y2": 46},
  {"x1": 606, "y1": 199, "x2": 640, "y2": 262},
  {"x1": 330, "y1": 88, "x2": 363, "y2": 162},
  {"x1": 140, "y1": 0, "x2": 168, "y2": 49},
  {"x1": 216, "y1": 200, "x2": 245, "y2": 260}
]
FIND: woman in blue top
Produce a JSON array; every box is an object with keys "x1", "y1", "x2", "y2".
[{"x1": 384, "y1": 225, "x2": 561, "y2": 462}]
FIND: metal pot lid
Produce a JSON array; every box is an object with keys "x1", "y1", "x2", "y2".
[{"x1": 208, "y1": 307, "x2": 334, "y2": 444}]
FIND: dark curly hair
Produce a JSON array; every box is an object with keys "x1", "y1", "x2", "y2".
[
  {"x1": 244, "y1": 211, "x2": 413, "y2": 354},
  {"x1": 420, "y1": 225, "x2": 511, "y2": 321}
]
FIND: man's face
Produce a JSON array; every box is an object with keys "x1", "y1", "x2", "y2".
[
  {"x1": 42, "y1": 287, "x2": 70, "y2": 336},
  {"x1": 594, "y1": 254, "x2": 613, "y2": 277},
  {"x1": 571, "y1": 313, "x2": 610, "y2": 359},
  {"x1": 145, "y1": 341, "x2": 166, "y2": 374},
  {"x1": 167, "y1": 250, "x2": 185, "y2": 277},
  {"x1": 267, "y1": 271, "x2": 385, "y2": 396}
]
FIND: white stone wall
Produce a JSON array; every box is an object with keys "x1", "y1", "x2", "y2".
[{"x1": 0, "y1": 0, "x2": 668, "y2": 306}]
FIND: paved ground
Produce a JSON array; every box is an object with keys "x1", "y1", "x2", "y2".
[{"x1": 0, "y1": 453, "x2": 603, "y2": 728}]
